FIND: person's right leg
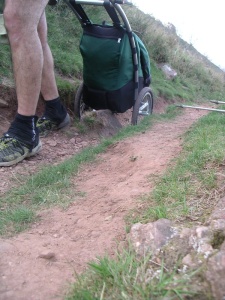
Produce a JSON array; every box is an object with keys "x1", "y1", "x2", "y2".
[
  {"x1": 0, "y1": 0, "x2": 48, "y2": 166},
  {"x1": 37, "y1": 11, "x2": 70, "y2": 137}
]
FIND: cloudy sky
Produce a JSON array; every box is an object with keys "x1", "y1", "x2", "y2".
[{"x1": 133, "y1": 0, "x2": 225, "y2": 70}]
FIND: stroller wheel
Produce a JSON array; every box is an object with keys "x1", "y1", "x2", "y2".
[
  {"x1": 74, "y1": 82, "x2": 89, "y2": 120},
  {"x1": 131, "y1": 87, "x2": 153, "y2": 125}
]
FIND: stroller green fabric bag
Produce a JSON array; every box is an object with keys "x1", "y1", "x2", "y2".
[{"x1": 80, "y1": 24, "x2": 151, "y2": 113}]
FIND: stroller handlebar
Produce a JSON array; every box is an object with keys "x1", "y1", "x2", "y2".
[
  {"x1": 109, "y1": 0, "x2": 133, "y2": 4},
  {"x1": 69, "y1": 0, "x2": 133, "y2": 5}
]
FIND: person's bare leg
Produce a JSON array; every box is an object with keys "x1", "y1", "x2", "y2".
[
  {"x1": 0, "y1": 0, "x2": 48, "y2": 167},
  {"x1": 36, "y1": 11, "x2": 70, "y2": 137},
  {"x1": 38, "y1": 11, "x2": 59, "y2": 100},
  {"x1": 4, "y1": 0, "x2": 49, "y2": 116}
]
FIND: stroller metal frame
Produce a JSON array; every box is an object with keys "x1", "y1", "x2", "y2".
[
  {"x1": 176, "y1": 102, "x2": 225, "y2": 113},
  {"x1": 63, "y1": 0, "x2": 153, "y2": 124}
]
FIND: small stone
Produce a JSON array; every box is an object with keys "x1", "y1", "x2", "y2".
[
  {"x1": 0, "y1": 98, "x2": 9, "y2": 108},
  {"x1": 182, "y1": 254, "x2": 194, "y2": 267},
  {"x1": 195, "y1": 226, "x2": 209, "y2": 239},
  {"x1": 38, "y1": 251, "x2": 56, "y2": 260},
  {"x1": 70, "y1": 138, "x2": 76, "y2": 144},
  {"x1": 38, "y1": 231, "x2": 45, "y2": 235},
  {"x1": 48, "y1": 141, "x2": 57, "y2": 147}
]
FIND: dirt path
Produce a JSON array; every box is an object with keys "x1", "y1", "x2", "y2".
[{"x1": 0, "y1": 106, "x2": 207, "y2": 300}]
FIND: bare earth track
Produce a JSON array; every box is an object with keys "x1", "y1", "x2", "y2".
[{"x1": 0, "y1": 103, "x2": 207, "y2": 300}]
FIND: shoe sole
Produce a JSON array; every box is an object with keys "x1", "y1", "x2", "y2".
[
  {"x1": 57, "y1": 113, "x2": 71, "y2": 129},
  {"x1": 0, "y1": 140, "x2": 42, "y2": 167},
  {"x1": 39, "y1": 113, "x2": 71, "y2": 138}
]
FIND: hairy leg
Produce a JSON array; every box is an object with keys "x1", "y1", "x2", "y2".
[
  {"x1": 38, "y1": 11, "x2": 59, "y2": 101},
  {"x1": 4, "y1": 0, "x2": 49, "y2": 116}
]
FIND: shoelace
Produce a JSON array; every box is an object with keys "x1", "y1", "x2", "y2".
[
  {"x1": 37, "y1": 118, "x2": 55, "y2": 132},
  {"x1": 0, "y1": 137, "x2": 26, "y2": 155}
]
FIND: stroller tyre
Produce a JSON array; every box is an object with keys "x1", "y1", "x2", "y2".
[{"x1": 131, "y1": 87, "x2": 153, "y2": 125}]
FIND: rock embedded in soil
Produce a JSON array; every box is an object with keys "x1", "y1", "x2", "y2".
[
  {"x1": 129, "y1": 199, "x2": 225, "y2": 299},
  {"x1": 38, "y1": 251, "x2": 56, "y2": 260}
]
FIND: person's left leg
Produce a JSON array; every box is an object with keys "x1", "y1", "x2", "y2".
[
  {"x1": 37, "y1": 11, "x2": 70, "y2": 137},
  {"x1": 38, "y1": 11, "x2": 58, "y2": 100}
]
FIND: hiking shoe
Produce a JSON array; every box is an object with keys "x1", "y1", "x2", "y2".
[
  {"x1": 0, "y1": 135, "x2": 42, "y2": 167},
  {"x1": 37, "y1": 113, "x2": 71, "y2": 137}
]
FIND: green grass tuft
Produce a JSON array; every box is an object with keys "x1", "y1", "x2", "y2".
[{"x1": 66, "y1": 248, "x2": 198, "y2": 300}]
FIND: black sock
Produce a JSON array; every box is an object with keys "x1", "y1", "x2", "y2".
[
  {"x1": 43, "y1": 97, "x2": 67, "y2": 123},
  {"x1": 6, "y1": 114, "x2": 39, "y2": 149}
]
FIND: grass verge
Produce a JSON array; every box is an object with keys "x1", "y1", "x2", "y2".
[{"x1": 126, "y1": 107, "x2": 225, "y2": 228}]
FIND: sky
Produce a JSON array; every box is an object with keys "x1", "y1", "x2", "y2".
[{"x1": 133, "y1": 0, "x2": 225, "y2": 70}]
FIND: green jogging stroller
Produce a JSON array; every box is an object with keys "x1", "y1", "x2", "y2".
[{"x1": 63, "y1": 0, "x2": 153, "y2": 124}]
